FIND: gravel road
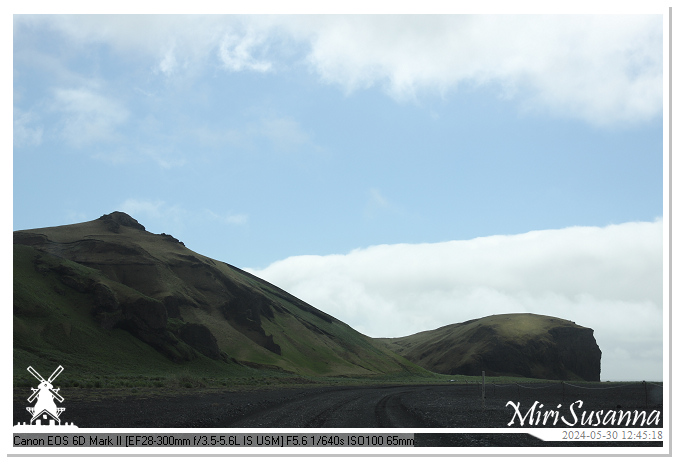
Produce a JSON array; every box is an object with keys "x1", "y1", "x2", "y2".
[{"x1": 13, "y1": 382, "x2": 663, "y2": 447}]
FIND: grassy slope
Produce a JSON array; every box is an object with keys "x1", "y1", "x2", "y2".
[
  {"x1": 14, "y1": 216, "x2": 433, "y2": 385},
  {"x1": 13, "y1": 244, "x2": 260, "y2": 387},
  {"x1": 377, "y1": 313, "x2": 589, "y2": 377},
  {"x1": 225, "y1": 262, "x2": 429, "y2": 376}
]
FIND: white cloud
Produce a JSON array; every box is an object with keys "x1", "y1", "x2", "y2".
[
  {"x1": 118, "y1": 200, "x2": 248, "y2": 234},
  {"x1": 16, "y1": 15, "x2": 271, "y2": 77},
  {"x1": 225, "y1": 214, "x2": 248, "y2": 225},
  {"x1": 218, "y1": 30, "x2": 273, "y2": 73},
  {"x1": 192, "y1": 115, "x2": 318, "y2": 155},
  {"x1": 158, "y1": 46, "x2": 179, "y2": 76},
  {"x1": 90, "y1": 149, "x2": 139, "y2": 165},
  {"x1": 17, "y1": 14, "x2": 661, "y2": 127},
  {"x1": 365, "y1": 188, "x2": 399, "y2": 218},
  {"x1": 247, "y1": 219, "x2": 663, "y2": 381},
  {"x1": 283, "y1": 15, "x2": 662, "y2": 126},
  {"x1": 205, "y1": 208, "x2": 249, "y2": 226},
  {"x1": 119, "y1": 199, "x2": 184, "y2": 221},
  {"x1": 13, "y1": 108, "x2": 43, "y2": 147},
  {"x1": 369, "y1": 188, "x2": 389, "y2": 209},
  {"x1": 52, "y1": 87, "x2": 128, "y2": 147},
  {"x1": 65, "y1": 210, "x2": 89, "y2": 224},
  {"x1": 143, "y1": 148, "x2": 188, "y2": 170},
  {"x1": 17, "y1": 15, "x2": 227, "y2": 70}
]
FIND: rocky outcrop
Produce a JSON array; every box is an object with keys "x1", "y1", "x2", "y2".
[
  {"x1": 119, "y1": 297, "x2": 167, "y2": 332},
  {"x1": 98, "y1": 211, "x2": 146, "y2": 232},
  {"x1": 160, "y1": 233, "x2": 185, "y2": 246},
  {"x1": 176, "y1": 323, "x2": 221, "y2": 360},
  {"x1": 219, "y1": 292, "x2": 282, "y2": 355},
  {"x1": 381, "y1": 313, "x2": 602, "y2": 381},
  {"x1": 25, "y1": 250, "x2": 219, "y2": 362},
  {"x1": 548, "y1": 326, "x2": 601, "y2": 382}
]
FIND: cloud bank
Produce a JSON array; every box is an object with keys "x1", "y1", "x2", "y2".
[
  {"x1": 289, "y1": 15, "x2": 662, "y2": 126},
  {"x1": 247, "y1": 220, "x2": 663, "y2": 381},
  {"x1": 15, "y1": 14, "x2": 663, "y2": 127}
]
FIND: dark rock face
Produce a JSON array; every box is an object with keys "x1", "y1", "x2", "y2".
[
  {"x1": 91, "y1": 283, "x2": 122, "y2": 329},
  {"x1": 161, "y1": 295, "x2": 183, "y2": 319},
  {"x1": 27, "y1": 252, "x2": 182, "y2": 356},
  {"x1": 177, "y1": 323, "x2": 221, "y2": 360},
  {"x1": 160, "y1": 233, "x2": 184, "y2": 246},
  {"x1": 98, "y1": 212, "x2": 146, "y2": 232},
  {"x1": 120, "y1": 297, "x2": 167, "y2": 332},
  {"x1": 452, "y1": 326, "x2": 601, "y2": 381},
  {"x1": 93, "y1": 282, "x2": 119, "y2": 313},
  {"x1": 548, "y1": 326, "x2": 602, "y2": 382},
  {"x1": 219, "y1": 293, "x2": 283, "y2": 355}
]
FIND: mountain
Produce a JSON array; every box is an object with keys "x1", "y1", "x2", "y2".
[
  {"x1": 13, "y1": 212, "x2": 428, "y2": 381},
  {"x1": 378, "y1": 313, "x2": 601, "y2": 381}
]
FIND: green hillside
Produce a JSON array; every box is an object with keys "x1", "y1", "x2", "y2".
[
  {"x1": 378, "y1": 313, "x2": 602, "y2": 381},
  {"x1": 14, "y1": 212, "x2": 431, "y2": 387}
]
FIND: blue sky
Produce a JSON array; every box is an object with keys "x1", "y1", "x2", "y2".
[{"x1": 12, "y1": 12, "x2": 668, "y2": 381}]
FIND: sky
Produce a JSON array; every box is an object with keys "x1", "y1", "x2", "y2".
[{"x1": 11, "y1": 8, "x2": 669, "y2": 381}]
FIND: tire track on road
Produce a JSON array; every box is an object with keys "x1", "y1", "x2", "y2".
[
  {"x1": 375, "y1": 389, "x2": 425, "y2": 428},
  {"x1": 304, "y1": 390, "x2": 372, "y2": 427},
  {"x1": 225, "y1": 387, "x2": 361, "y2": 427},
  {"x1": 226, "y1": 386, "x2": 426, "y2": 428}
]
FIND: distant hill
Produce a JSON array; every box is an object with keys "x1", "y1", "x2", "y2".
[
  {"x1": 378, "y1": 313, "x2": 601, "y2": 381},
  {"x1": 13, "y1": 212, "x2": 428, "y2": 382}
]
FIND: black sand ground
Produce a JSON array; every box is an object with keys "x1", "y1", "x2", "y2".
[{"x1": 13, "y1": 382, "x2": 663, "y2": 448}]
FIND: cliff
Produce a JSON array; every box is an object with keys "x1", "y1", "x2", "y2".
[{"x1": 379, "y1": 313, "x2": 602, "y2": 381}]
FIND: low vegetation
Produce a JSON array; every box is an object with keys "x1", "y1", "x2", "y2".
[{"x1": 13, "y1": 212, "x2": 604, "y2": 395}]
